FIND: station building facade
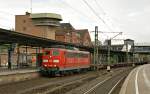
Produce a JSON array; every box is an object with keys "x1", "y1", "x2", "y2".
[
  {"x1": 15, "y1": 12, "x2": 62, "y2": 40},
  {"x1": 15, "y1": 12, "x2": 92, "y2": 46},
  {"x1": 0, "y1": 12, "x2": 92, "y2": 68}
]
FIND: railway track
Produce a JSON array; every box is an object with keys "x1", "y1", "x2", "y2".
[
  {"x1": 82, "y1": 68, "x2": 132, "y2": 94},
  {"x1": 0, "y1": 71, "x2": 101, "y2": 94},
  {"x1": 20, "y1": 68, "x2": 129, "y2": 94},
  {"x1": 0, "y1": 67, "x2": 133, "y2": 94},
  {"x1": 19, "y1": 73, "x2": 99, "y2": 94},
  {"x1": 66, "y1": 67, "x2": 133, "y2": 94}
]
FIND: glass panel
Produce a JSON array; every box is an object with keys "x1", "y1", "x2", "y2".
[{"x1": 52, "y1": 50, "x2": 59, "y2": 56}]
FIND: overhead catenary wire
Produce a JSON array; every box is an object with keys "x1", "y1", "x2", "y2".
[
  {"x1": 61, "y1": 0, "x2": 111, "y2": 41},
  {"x1": 94, "y1": 0, "x2": 121, "y2": 33},
  {"x1": 82, "y1": 0, "x2": 114, "y2": 32},
  {"x1": 94, "y1": 0, "x2": 106, "y2": 15},
  {"x1": 60, "y1": 0, "x2": 97, "y2": 22},
  {"x1": 61, "y1": 0, "x2": 122, "y2": 40},
  {"x1": 61, "y1": 0, "x2": 116, "y2": 34}
]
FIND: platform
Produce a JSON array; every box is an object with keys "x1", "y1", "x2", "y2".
[
  {"x1": 0, "y1": 68, "x2": 38, "y2": 76},
  {"x1": 120, "y1": 64, "x2": 150, "y2": 94},
  {"x1": 0, "y1": 68, "x2": 39, "y2": 85}
]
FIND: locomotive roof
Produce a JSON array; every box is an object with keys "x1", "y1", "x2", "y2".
[{"x1": 44, "y1": 48, "x2": 89, "y2": 54}]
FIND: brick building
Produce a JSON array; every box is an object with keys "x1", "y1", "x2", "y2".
[
  {"x1": 76, "y1": 29, "x2": 92, "y2": 46},
  {"x1": 55, "y1": 23, "x2": 80, "y2": 44},
  {"x1": 15, "y1": 12, "x2": 91, "y2": 46},
  {"x1": 15, "y1": 12, "x2": 62, "y2": 40},
  {"x1": 56, "y1": 23, "x2": 92, "y2": 46},
  {"x1": 0, "y1": 12, "x2": 92, "y2": 68}
]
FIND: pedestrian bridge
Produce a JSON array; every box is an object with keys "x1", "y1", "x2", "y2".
[{"x1": 134, "y1": 45, "x2": 150, "y2": 53}]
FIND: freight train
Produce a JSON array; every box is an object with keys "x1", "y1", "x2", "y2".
[{"x1": 40, "y1": 48, "x2": 90, "y2": 76}]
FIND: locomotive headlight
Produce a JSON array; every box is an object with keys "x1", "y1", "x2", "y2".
[
  {"x1": 54, "y1": 65, "x2": 57, "y2": 67},
  {"x1": 53, "y1": 59, "x2": 59, "y2": 63},
  {"x1": 43, "y1": 59, "x2": 48, "y2": 62},
  {"x1": 44, "y1": 64, "x2": 47, "y2": 67}
]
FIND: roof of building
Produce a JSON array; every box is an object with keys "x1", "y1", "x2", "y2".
[
  {"x1": 124, "y1": 39, "x2": 134, "y2": 41},
  {"x1": 56, "y1": 23, "x2": 75, "y2": 36},
  {"x1": 76, "y1": 29, "x2": 89, "y2": 38},
  {"x1": 60, "y1": 23, "x2": 75, "y2": 30},
  {"x1": 30, "y1": 13, "x2": 62, "y2": 21},
  {"x1": 135, "y1": 43, "x2": 150, "y2": 46}
]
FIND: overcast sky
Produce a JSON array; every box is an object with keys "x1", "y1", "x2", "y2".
[{"x1": 0, "y1": 0, "x2": 150, "y2": 43}]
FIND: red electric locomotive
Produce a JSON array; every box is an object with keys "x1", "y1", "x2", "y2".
[{"x1": 40, "y1": 48, "x2": 90, "y2": 75}]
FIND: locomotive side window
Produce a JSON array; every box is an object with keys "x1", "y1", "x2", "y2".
[
  {"x1": 83, "y1": 54, "x2": 88, "y2": 58},
  {"x1": 52, "y1": 50, "x2": 59, "y2": 56},
  {"x1": 79, "y1": 53, "x2": 88, "y2": 58},
  {"x1": 65, "y1": 52, "x2": 88, "y2": 58},
  {"x1": 66, "y1": 52, "x2": 74, "y2": 58}
]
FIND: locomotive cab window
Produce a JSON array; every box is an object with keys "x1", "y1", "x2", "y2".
[{"x1": 52, "y1": 50, "x2": 59, "y2": 56}]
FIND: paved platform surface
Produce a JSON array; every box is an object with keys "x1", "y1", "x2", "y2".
[
  {"x1": 0, "y1": 68, "x2": 38, "y2": 76},
  {"x1": 120, "y1": 64, "x2": 150, "y2": 94},
  {"x1": 0, "y1": 68, "x2": 39, "y2": 85}
]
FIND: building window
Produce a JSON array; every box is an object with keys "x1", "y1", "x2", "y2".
[
  {"x1": 23, "y1": 20, "x2": 26, "y2": 23},
  {"x1": 23, "y1": 27, "x2": 26, "y2": 31}
]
